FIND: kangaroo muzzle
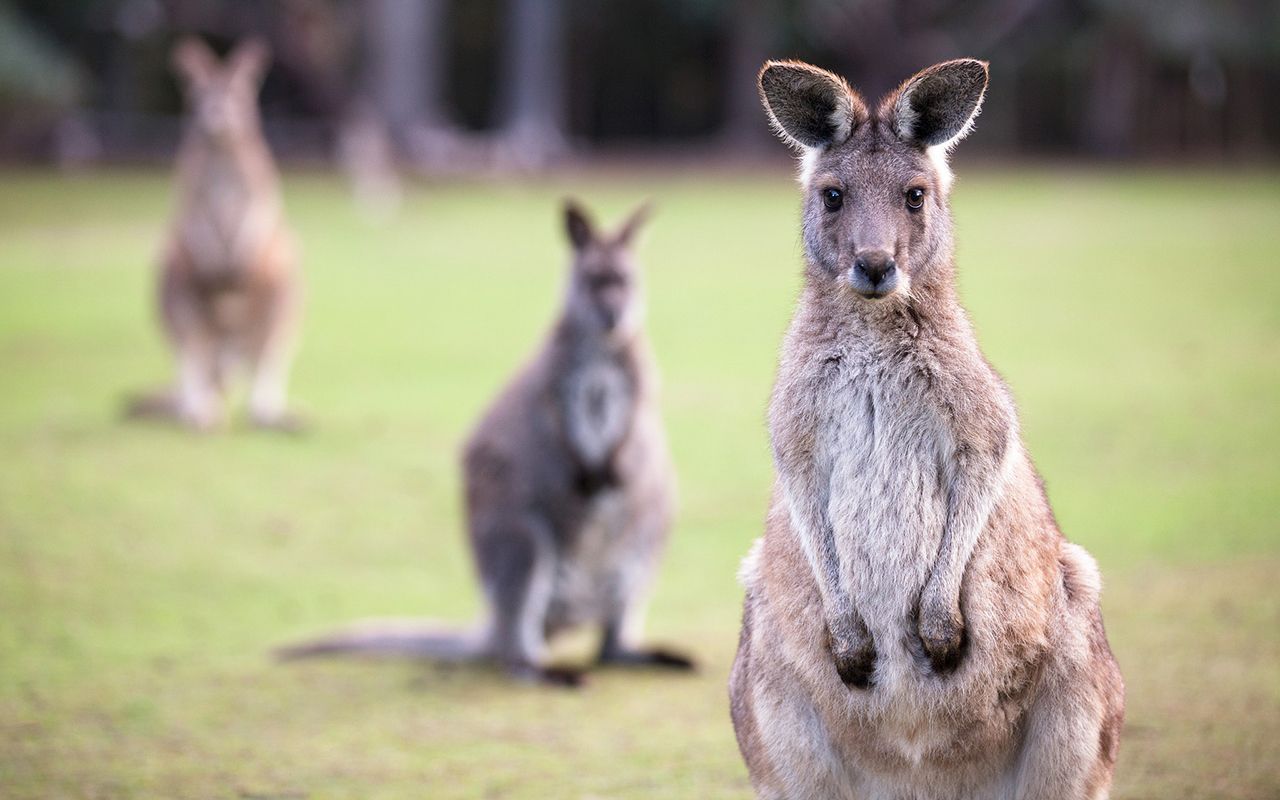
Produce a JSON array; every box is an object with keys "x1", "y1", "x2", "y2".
[{"x1": 848, "y1": 250, "x2": 898, "y2": 299}]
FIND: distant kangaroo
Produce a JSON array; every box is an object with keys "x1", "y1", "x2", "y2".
[
  {"x1": 126, "y1": 37, "x2": 302, "y2": 431},
  {"x1": 729, "y1": 59, "x2": 1124, "y2": 799},
  {"x1": 280, "y1": 201, "x2": 693, "y2": 685}
]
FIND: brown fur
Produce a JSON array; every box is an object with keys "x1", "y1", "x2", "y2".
[
  {"x1": 730, "y1": 59, "x2": 1124, "y2": 799},
  {"x1": 126, "y1": 37, "x2": 302, "y2": 432}
]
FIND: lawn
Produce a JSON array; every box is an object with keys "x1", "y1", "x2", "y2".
[{"x1": 0, "y1": 164, "x2": 1277, "y2": 799}]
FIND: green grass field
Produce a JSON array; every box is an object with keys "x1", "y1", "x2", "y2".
[{"x1": 1, "y1": 165, "x2": 1277, "y2": 799}]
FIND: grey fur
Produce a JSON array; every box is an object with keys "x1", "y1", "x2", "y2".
[
  {"x1": 278, "y1": 201, "x2": 693, "y2": 684},
  {"x1": 730, "y1": 60, "x2": 1124, "y2": 799}
]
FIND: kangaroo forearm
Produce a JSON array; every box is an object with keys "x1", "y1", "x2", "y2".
[
  {"x1": 926, "y1": 443, "x2": 1010, "y2": 602},
  {"x1": 779, "y1": 470, "x2": 855, "y2": 630}
]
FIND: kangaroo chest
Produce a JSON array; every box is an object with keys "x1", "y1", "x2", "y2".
[
  {"x1": 560, "y1": 355, "x2": 635, "y2": 475},
  {"x1": 813, "y1": 354, "x2": 952, "y2": 627},
  {"x1": 547, "y1": 353, "x2": 643, "y2": 629},
  {"x1": 181, "y1": 154, "x2": 272, "y2": 274}
]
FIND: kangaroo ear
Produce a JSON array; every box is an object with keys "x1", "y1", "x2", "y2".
[
  {"x1": 564, "y1": 199, "x2": 596, "y2": 251},
  {"x1": 614, "y1": 200, "x2": 653, "y2": 247},
  {"x1": 171, "y1": 36, "x2": 218, "y2": 88},
  {"x1": 228, "y1": 37, "x2": 271, "y2": 85},
  {"x1": 890, "y1": 59, "x2": 989, "y2": 149},
  {"x1": 758, "y1": 60, "x2": 866, "y2": 150}
]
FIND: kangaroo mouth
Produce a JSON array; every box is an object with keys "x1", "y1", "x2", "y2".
[
  {"x1": 847, "y1": 270, "x2": 899, "y2": 300},
  {"x1": 851, "y1": 284, "x2": 898, "y2": 301},
  {"x1": 856, "y1": 288, "x2": 894, "y2": 300}
]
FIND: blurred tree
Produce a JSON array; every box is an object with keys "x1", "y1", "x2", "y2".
[
  {"x1": 366, "y1": 0, "x2": 450, "y2": 142},
  {"x1": 0, "y1": 4, "x2": 80, "y2": 157},
  {"x1": 718, "y1": 0, "x2": 777, "y2": 150},
  {"x1": 495, "y1": 0, "x2": 568, "y2": 167},
  {"x1": 1, "y1": 0, "x2": 1278, "y2": 162}
]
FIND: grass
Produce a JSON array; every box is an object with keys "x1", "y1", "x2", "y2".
[{"x1": 0, "y1": 164, "x2": 1277, "y2": 799}]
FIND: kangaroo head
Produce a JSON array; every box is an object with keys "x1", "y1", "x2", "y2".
[
  {"x1": 562, "y1": 199, "x2": 652, "y2": 340},
  {"x1": 172, "y1": 36, "x2": 270, "y2": 146},
  {"x1": 760, "y1": 59, "x2": 988, "y2": 302}
]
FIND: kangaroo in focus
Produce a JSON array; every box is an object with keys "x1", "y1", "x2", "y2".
[
  {"x1": 729, "y1": 60, "x2": 1124, "y2": 799},
  {"x1": 279, "y1": 201, "x2": 693, "y2": 685},
  {"x1": 126, "y1": 37, "x2": 302, "y2": 432}
]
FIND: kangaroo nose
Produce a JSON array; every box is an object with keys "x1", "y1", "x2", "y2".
[{"x1": 853, "y1": 252, "x2": 896, "y2": 286}]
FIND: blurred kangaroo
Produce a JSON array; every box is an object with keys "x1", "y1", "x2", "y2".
[
  {"x1": 279, "y1": 201, "x2": 693, "y2": 684},
  {"x1": 126, "y1": 36, "x2": 302, "y2": 431},
  {"x1": 729, "y1": 59, "x2": 1124, "y2": 799}
]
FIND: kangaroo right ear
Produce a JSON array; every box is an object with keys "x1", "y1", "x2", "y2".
[
  {"x1": 564, "y1": 199, "x2": 595, "y2": 251},
  {"x1": 171, "y1": 36, "x2": 218, "y2": 88},
  {"x1": 758, "y1": 60, "x2": 867, "y2": 151},
  {"x1": 228, "y1": 37, "x2": 272, "y2": 86}
]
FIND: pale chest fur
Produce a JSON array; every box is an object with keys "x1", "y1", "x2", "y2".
[
  {"x1": 562, "y1": 355, "x2": 634, "y2": 470},
  {"x1": 782, "y1": 343, "x2": 954, "y2": 636},
  {"x1": 179, "y1": 150, "x2": 277, "y2": 274},
  {"x1": 548, "y1": 350, "x2": 654, "y2": 628}
]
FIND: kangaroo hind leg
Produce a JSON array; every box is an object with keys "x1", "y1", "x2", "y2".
[{"x1": 480, "y1": 517, "x2": 582, "y2": 687}]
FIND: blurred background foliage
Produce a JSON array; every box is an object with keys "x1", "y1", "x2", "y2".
[{"x1": 1, "y1": 0, "x2": 1278, "y2": 167}]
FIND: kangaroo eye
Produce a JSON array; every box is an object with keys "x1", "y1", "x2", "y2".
[
  {"x1": 905, "y1": 187, "x2": 926, "y2": 210},
  {"x1": 822, "y1": 188, "x2": 843, "y2": 212}
]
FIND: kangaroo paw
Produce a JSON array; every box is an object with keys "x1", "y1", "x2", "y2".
[
  {"x1": 916, "y1": 599, "x2": 966, "y2": 674},
  {"x1": 600, "y1": 646, "x2": 696, "y2": 671},
  {"x1": 507, "y1": 663, "x2": 587, "y2": 688},
  {"x1": 828, "y1": 623, "x2": 876, "y2": 689},
  {"x1": 249, "y1": 410, "x2": 308, "y2": 435},
  {"x1": 832, "y1": 640, "x2": 877, "y2": 689}
]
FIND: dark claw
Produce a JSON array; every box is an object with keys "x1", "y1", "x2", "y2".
[
  {"x1": 832, "y1": 643, "x2": 876, "y2": 689},
  {"x1": 922, "y1": 631, "x2": 965, "y2": 674},
  {"x1": 538, "y1": 666, "x2": 588, "y2": 687},
  {"x1": 641, "y1": 647, "x2": 696, "y2": 671},
  {"x1": 916, "y1": 605, "x2": 966, "y2": 675}
]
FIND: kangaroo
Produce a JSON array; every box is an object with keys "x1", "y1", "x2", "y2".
[
  {"x1": 279, "y1": 201, "x2": 693, "y2": 685},
  {"x1": 126, "y1": 37, "x2": 303, "y2": 432},
  {"x1": 728, "y1": 59, "x2": 1124, "y2": 799}
]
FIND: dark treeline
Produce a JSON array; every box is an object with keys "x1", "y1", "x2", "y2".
[{"x1": 2, "y1": 0, "x2": 1277, "y2": 166}]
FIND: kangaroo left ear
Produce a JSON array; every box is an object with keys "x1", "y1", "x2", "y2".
[
  {"x1": 889, "y1": 59, "x2": 989, "y2": 150},
  {"x1": 759, "y1": 60, "x2": 867, "y2": 151},
  {"x1": 172, "y1": 36, "x2": 218, "y2": 89},
  {"x1": 564, "y1": 199, "x2": 596, "y2": 251}
]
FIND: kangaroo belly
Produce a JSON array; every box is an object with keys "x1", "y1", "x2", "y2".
[
  {"x1": 545, "y1": 490, "x2": 632, "y2": 632},
  {"x1": 826, "y1": 384, "x2": 950, "y2": 639},
  {"x1": 748, "y1": 524, "x2": 1029, "y2": 794},
  {"x1": 820, "y1": 385, "x2": 1009, "y2": 759}
]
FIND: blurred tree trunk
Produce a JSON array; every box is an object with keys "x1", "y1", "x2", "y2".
[
  {"x1": 366, "y1": 0, "x2": 450, "y2": 141},
  {"x1": 1083, "y1": 32, "x2": 1141, "y2": 158},
  {"x1": 719, "y1": 0, "x2": 774, "y2": 152},
  {"x1": 495, "y1": 0, "x2": 568, "y2": 168}
]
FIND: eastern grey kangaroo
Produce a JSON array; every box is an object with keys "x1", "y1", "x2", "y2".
[
  {"x1": 126, "y1": 37, "x2": 302, "y2": 431},
  {"x1": 280, "y1": 201, "x2": 693, "y2": 685},
  {"x1": 729, "y1": 59, "x2": 1124, "y2": 799}
]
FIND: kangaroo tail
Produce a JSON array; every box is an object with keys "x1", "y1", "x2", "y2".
[
  {"x1": 274, "y1": 618, "x2": 487, "y2": 662},
  {"x1": 123, "y1": 388, "x2": 180, "y2": 420},
  {"x1": 1059, "y1": 542, "x2": 1103, "y2": 608}
]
